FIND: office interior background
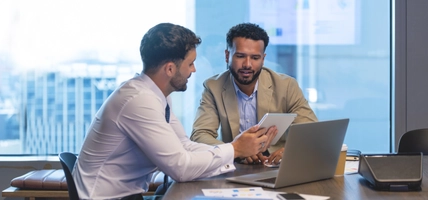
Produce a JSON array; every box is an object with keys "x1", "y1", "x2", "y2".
[{"x1": 0, "y1": 0, "x2": 421, "y2": 156}]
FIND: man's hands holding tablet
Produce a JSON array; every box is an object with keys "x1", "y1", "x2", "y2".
[
  {"x1": 239, "y1": 113, "x2": 297, "y2": 165},
  {"x1": 240, "y1": 125, "x2": 278, "y2": 164},
  {"x1": 231, "y1": 125, "x2": 271, "y2": 159}
]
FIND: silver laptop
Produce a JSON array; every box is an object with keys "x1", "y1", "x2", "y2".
[{"x1": 226, "y1": 118, "x2": 349, "y2": 188}]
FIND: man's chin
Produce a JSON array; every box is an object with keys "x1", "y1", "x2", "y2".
[
  {"x1": 237, "y1": 78, "x2": 254, "y2": 85},
  {"x1": 176, "y1": 86, "x2": 187, "y2": 92}
]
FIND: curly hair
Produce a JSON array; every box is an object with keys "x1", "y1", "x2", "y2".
[
  {"x1": 140, "y1": 23, "x2": 201, "y2": 73},
  {"x1": 226, "y1": 23, "x2": 269, "y2": 51}
]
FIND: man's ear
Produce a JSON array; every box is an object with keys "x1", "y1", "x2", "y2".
[
  {"x1": 164, "y1": 62, "x2": 176, "y2": 77},
  {"x1": 225, "y1": 49, "x2": 230, "y2": 64}
]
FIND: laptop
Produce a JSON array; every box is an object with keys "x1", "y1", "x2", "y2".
[{"x1": 226, "y1": 118, "x2": 349, "y2": 188}]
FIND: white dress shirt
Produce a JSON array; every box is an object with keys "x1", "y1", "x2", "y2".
[{"x1": 73, "y1": 74, "x2": 236, "y2": 199}]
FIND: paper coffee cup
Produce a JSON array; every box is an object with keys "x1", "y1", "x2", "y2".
[{"x1": 335, "y1": 144, "x2": 348, "y2": 176}]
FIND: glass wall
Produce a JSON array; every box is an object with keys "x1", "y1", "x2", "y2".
[{"x1": 0, "y1": 0, "x2": 390, "y2": 154}]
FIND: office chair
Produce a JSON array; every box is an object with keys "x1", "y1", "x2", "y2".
[
  {"x1": 59, "y1": 152, "x2": 79, "y2": 200},
  {"x1": 398, "y1": 128, "x2": 428, "y2": 154}
]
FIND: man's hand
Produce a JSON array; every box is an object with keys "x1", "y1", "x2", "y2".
[
  {"x1": 242, "y1": 153, "x2": 267, "y2": 165},
  {"x1": 231, "y1": 125, "x2": 268, "y2": 158},
  {"x1": 261, "y1": 126, "x2": 278, "y2": 152},
  {"x1": 242, "y1": 125, "x2": 278, "y2": 164},
  {"x1": 266, "y1": 147, "x2": 284, "y2": 165}
]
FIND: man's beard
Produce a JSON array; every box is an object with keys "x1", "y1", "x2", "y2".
[
  {"x1": 170, "y1": 71, "x2": 188, "y2": 91},
  {"x1": 228, "y1": 64, "x2": 262, "y2": 85}
]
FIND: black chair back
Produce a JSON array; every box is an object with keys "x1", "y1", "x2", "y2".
[
  {"x1": 59, "y1": 152, "x2": 79, "y2": 200},
  {"x1": 398, "y1": 128, "x2": 428, "y2": 154}
]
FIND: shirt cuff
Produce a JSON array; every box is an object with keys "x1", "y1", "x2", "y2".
[{"x1": 216, "y1": 143, "x2": 236, "y2": 173}]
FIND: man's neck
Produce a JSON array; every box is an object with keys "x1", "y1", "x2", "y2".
[
  {"x1": 145, "y1": 72, "x2": 173, "y2": 97},
  {"x1": 235, "y1": 81, "x2": 257, "y2": 96}
]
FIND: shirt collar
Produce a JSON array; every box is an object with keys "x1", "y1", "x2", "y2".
[
  {"x1": 139, "y1": 73, "x2": 171, "y2": 108},
  {"x1": 232, "y1": 78, "x2": 258, "y2": 97}
]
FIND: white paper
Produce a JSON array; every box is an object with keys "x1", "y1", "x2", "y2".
[
  {"x1": 201, "y1": 187, "x2": 330, "y2": 200},
  {"x1": 202, "y1": 187, "x2": 271, "y2": 199},
  {"x1": 345, "y1": 161, "x2": 359, "y2": 174}
]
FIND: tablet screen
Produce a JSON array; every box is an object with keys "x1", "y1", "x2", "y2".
[{"x1": 258, "y1": 113, "x2": 297, "y2": 145}]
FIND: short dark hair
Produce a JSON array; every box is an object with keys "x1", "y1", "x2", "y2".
[
  {"x1": 226, "y1": 23, "x2": 269, "y2": 51},
  {"x1": 140, "y1": 23, "x2": 201, "y2": 73}
]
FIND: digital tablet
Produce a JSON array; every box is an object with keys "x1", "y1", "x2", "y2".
[{"x1": 258, "y1": 113, "x2": 297, "y2": 145}]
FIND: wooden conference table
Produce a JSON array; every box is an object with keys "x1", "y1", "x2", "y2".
[{"x1": 163, "y1": 157, "x2": 428, "y2": 200}]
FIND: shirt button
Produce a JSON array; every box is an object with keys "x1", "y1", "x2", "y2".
[{"x1": 225, "y1": 165, "x2": 229, "y2": 169}]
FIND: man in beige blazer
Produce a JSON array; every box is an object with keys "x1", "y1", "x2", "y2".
[{"x1": 191, "y1": 23, "x2": 318, "y2": 165}]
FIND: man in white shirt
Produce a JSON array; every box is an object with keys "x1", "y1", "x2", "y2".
[{"x1": 72, "y1": 23, "x2": 277, "y2": 199}]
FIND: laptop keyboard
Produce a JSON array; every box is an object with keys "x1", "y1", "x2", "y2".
[{"x1": 256, "y1": 177, "x2": 277, "y2": 184}]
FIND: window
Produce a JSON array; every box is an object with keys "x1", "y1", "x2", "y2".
[{"x1": 0, "y1": 0, "x2": 390, "y2": 154}]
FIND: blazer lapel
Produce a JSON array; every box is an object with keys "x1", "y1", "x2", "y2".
[
  {"x1": 223, "y1": 74, "x2": 240, "y2": 139},
  {"x1": 257, "y1": 69, "x2": 274, "y2": 122}
]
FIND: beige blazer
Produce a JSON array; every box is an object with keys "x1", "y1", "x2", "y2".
[{"x1": 190, "y1": 67, "x2": 318, "y2": 152}]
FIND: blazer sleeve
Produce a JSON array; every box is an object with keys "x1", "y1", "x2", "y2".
[{"x1": 190, "y1": 82, "x2": 225, "y2": 145}]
